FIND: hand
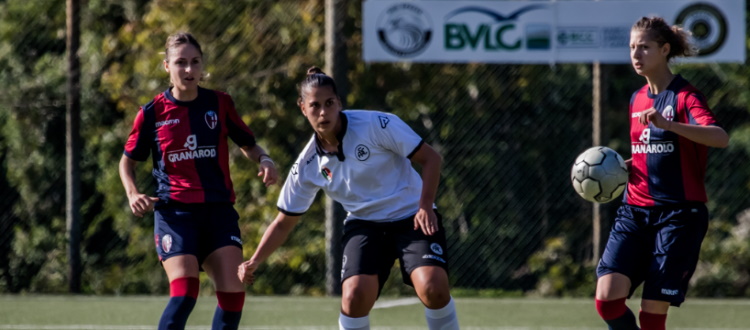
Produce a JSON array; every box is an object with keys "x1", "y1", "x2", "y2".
[
  {"x1": 413, "y1": 207, "x2": 438, "y2": 236},
  {"x1": 639, "y1": 107, "x2": 672, "y2": 130},
  {"x1": 238, "y1": 259, "x2": 260, "y2": 285},
  {"x1": 258, "y1": 161, "x2": 279, "y2": 187},
  {"x1": 127, "y1": 193, "x2": 159, "y2": 217}
]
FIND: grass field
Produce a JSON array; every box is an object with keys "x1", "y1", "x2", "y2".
[{"x1": 1, "y1": 295, "x2": 749, "y2": 329}]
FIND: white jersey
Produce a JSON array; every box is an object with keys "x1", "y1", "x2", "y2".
[{"x1": 278, "y1": 110, "x2": 426, "y2": 222}]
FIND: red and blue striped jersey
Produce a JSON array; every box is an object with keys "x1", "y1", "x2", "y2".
[
  {"x1": 123, "y1": 87, "x2": 256, "y2": 204},
  {"x1": 625, "y1": 75, "x2": 718, "y2": 207}
]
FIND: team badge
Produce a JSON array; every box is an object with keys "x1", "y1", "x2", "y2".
[
  {"x1": 378, "y1": 116, "x2": 390, "y2": 129},
  {"x1": 663, "y1": 105, "x2": 675, "y2": 122},
  {"x1": 162, "y1": 234, "x2": 173, "y2": 253},
  {"x1": 291, "y1": 163, "x2": 299, "y2": 175},
  {"x1": 355, "y1": 144, "x2": 370, "y2": 161},
  {"x1": 430, "y1": 243, "x2": 443, "y2": 255},
  {"x1": 321, "y1": 167, "x2": 332, "y2": 182},
  {"x1": 205, "y1": 111, "x2": 218, "y2": 129}
]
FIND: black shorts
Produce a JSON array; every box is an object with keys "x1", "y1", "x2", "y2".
[
  {"x1": 341, "y1": 212, "x2": 449, "y2": 294},
  {"x1": 597, "y1": 203, "x2": 708, "y2": 306},
  {"x1": 154, "y1": 201, "x2": 242, "y2": 266}
]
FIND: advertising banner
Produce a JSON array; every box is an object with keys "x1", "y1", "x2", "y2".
[{"x1": 363, "y1": 0, "x2": 745, "y2": 63}]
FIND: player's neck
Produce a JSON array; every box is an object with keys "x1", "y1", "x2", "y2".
[
  {"x1": 645, "y1": 70, "x2": 675, "y2": 95},
  {"x1": 317, "y1": 133, "x2": 339, "y2": 152},
  {"x1": 172, "y1": 87, "x2": 198, "y2": 102}
]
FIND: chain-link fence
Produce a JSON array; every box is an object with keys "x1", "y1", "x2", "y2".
[{"x1": 1, "y1": 0, "x2": 749, "y2": 297}]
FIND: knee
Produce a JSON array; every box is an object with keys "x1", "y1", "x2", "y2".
[{"x1": 416, "y1": 281, "x2": 451, "y2": 309}]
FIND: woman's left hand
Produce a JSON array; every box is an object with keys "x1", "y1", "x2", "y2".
[
  {"x1": 414, "y1": 207, "x2": 438, "y2": 236},
  {"x1": 639, "y1": 107, "x2": 672, "y2": 130},
  {"x1": 258, "y1": 162, "x2": 278, "y2": 187}
]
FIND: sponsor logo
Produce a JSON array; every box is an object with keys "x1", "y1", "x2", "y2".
[
  {"x1": 321, "y1": 167, "x2": 332, "y2": 182},
  {"x1": 162, "y1": 234, "x2": 173, "y2": 253},
  {"x1": 291, "y1": 163, "x2": 299, "y2": 175},
  {"x1": 155, "y1": 118, "x2": 180, "y2": 127},
  {"x1": 168, "y1": 148, "x2": 217, "y2": 162},
  {"x1": 444, "y1": 5, "x2": 549, "y2": 51},
  {"x1": 205, "y1": 111, "x2": 218, "y2": 129},
  {"x1": 378, "y1": 116, "x2": 390, "y2": 129},
  {"x1": 377, "y1": 3, "x2": 432, "y2": 57},
  {"x1": 430, "y1": 243, "x2": 444, "y2": 255},
  {"x1": 355, "y1": 144, "x2": 370, "y2": 161},
  {"x1": 661, "y1": 288, "x2": 679, "y2": 296},
  {"x1": 632, "y1": 142, "x2": 675, "y2": 154},
  {"x1": 230, "y1": 236, "x2": 242, "y2": 245},
  {"x1": 306, "y1": 154, "x2": 317, "y2": 165},
  {"x1": 557, "y1": 27, "x2": 600, "y2": 48},
  {"x1": 663, "y1": 105, "x2": 675, "y2": 122},
  {"x1": 422, "y1": 254, "x2": 446, "y2": 263},
  {"x1": 632, "y1": 112, "x2": 642, "y2": 118},
  {"x1": 167, "y1": 134, "x2": 218, "y2": 163},
  {"x1": 676, "y1": 3, "x2": 727, "y2": 56},
  {"x1": 638, "y1": 128, "x2": 651, "y2": 144}
]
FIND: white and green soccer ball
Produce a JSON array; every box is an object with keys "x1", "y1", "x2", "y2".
[{"x1": 570, "y1": 146, "x2": 628, "y2": 203}]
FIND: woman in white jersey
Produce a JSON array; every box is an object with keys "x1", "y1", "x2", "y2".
[{"x1": 238, "y1": 67, "x2": 459, "y2": 330}]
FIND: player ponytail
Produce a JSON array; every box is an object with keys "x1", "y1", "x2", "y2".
[
  {"x1": 632, "y1": 16, "x2": 697, "y2": 61},
  {"x1": 297, "y1": 66, "x2": 339, "y2": 105}
]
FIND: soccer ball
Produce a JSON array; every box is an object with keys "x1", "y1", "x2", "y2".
[{"x1": 570, "y1": 146, "x2": 628, "y2": 203}]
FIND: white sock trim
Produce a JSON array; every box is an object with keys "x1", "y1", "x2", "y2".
[
  {"x1": 339, "y1": 313, "x2": 370, "y2": 329},
  {"x1": 425, "y1": 297, "x2": 456, "y2": 320}
]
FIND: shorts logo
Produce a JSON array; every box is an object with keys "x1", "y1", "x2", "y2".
[
  {"x1": 230, "y1": 236, "x2": 242, "y2": 245},
  {"x1": 430, "y1": 243, "x2": 443, "y2": 255},
  {"x1": 355, "y1": 144, "x2": 370, "y2": 161},
  {"x1": 663, "y1": 105, "x2": 675, "y2": 122},
  {"x1": 321, "y1": 167, "x2": 332, "y2": 182},
  {"x1": 661, "y1": 288, "x2": 679, "y2": 296},
  {"x1": 205, "y1": 111, "x2": 218, "y2": 129},
  {"x1": 378, "y1": 116, "x2": 390, "y2": 129},
  {"x1": 341, "y1": 255, "x2": 347, "y2": 279},
  {"x1": 162, "y1": 234, "x2": 173, "y2": 253},
  {"x1": 422, "y1": 254, "x2": 446, "y2": 263}
]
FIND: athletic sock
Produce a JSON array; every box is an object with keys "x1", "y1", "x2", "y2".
[
  {"x1": 424, "y1": 297, "x2": 460, "y2": 330},
  {"x1": 338, "y1": 313, "x2": 370, "y2": 330},
  {"x1": 159, "y1": 277, "x2": 199, "y2": 330},
  {"x1": 595, "y1": 298, "x2": 639, "y2": 330},
  {"x1": 212, "y1": 291, "x2": 245, "y2": 330},
  {"x1": 639, "y1": 310, "x2": 667, "y2": 330}
]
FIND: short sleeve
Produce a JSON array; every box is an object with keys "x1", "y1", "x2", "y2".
[
  {"x1": 123, "y1": 108, "x2": 153, "y2": 161},
  {"x1": 684, "y1": 92, "x2": 718, "y2": 127},
  {"x1": 370, "y1": 113, "x2": 423, "y2": 158},
  {"x1": 223, "y1": 94, "x2": 257, "y2": 148},
  {"x1": 276, "y1": 162, "x2": 321, "y2": 215}
]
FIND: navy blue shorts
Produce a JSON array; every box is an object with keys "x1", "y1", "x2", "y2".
[
  {"x1": 154, "y1": 201, "x2": 242, "y2": 266},
  {"x1": 597, "y1": 203, "x2": 708, "y2": 306},
  {"x1": 341, "y1": 211, "x2": 449, "y2": 295}
]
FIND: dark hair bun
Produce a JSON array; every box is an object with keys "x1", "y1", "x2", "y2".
[{"x1": 307, "y1": 66, "x2": 324, "y2": 76}]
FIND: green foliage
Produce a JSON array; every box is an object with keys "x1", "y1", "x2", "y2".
[
  {"x1": 1, "y1": 0, "x2": 749, "y2": 298},
  {"x1": 526, "y1": 237, "x2": 596, "y2": 297}
]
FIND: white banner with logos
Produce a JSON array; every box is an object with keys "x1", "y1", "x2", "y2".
[{"x1": 363, "y1": 0, "x2": 745, "y2": 63}]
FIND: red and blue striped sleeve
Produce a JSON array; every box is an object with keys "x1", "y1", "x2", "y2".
[
  {"x1": 123, "y1": 106, "x2": 153, "y2": 161},
  {"x1": 220, "y1": 93, "x2": 256, "y2": 148}
]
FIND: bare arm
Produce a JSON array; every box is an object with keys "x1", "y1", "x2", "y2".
[
  {"x1": 237, "y1": 212, "x2": 301, "y2": 283},
  {"x1": 640, "y1": 108, "x2": 729, "y2": 148},
  {"x1": 240, "y1": 144, "x2": 279, "y2": 186},
  {"x1": 118, "y1": 154, "x2": 158, "y2": 217},
  {"x1": 409, "y1": 143, "x2": 443, "y2": 236}
]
